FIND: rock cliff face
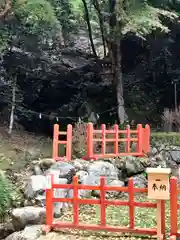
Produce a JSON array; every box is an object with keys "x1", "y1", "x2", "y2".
[{"x1": 0, "y1": 31, "x2": 118, "y2": 134}]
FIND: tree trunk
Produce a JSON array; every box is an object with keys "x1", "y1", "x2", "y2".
[
  {"x1": 108, "y1": 0, "x2": 126, "y2": 124},
  {"x1": 115, "y1": 36, "x2": 125, "y2": 124},
  {"x1": 93, "y1": 0, "x2": 106, "y2": 57},
  {"x1": 8, "y1": 79, "x2": 16, "y2": 134},
  {"x1": 82, "y1": 0, "x2": 97, "y2": 57}
]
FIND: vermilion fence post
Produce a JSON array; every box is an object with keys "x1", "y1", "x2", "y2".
[
  {"x1": 136, "y1": 124, "x2": 143, "y2": 154},
  {"x1": 114, "y1": 124, "x2": 119, "y2": 155},
  {"x1": 170, "y1": 177, "x2": 178, "y2": 236},
  {"x1": 143, "y1": 124, "x2": 150, "y2": 153},
  {"x1": 46, "y1": 175, "x2": 53, "y2": 227},
  {"x1": 128, "y1": 178, "x2": 135, "y2": 229},
  {"x1": 66, "y1": 124, "x2": 72, "y2": 161},
  {"x1": 161, "y1": 200, "x2": 166, "y2": 237},
  {"x1": 100, "y1": 177, "x2": 106, "y2": 226},
  {"x1": 87, "y1": 123, "x2": 93, "y2": 159},
  {"x1": 126, "y1": 125, "x2": 131, "y2": 153},
  {"x1": 52, "y1": 124, "x2": 59, "y2": 160},
  {"x1": 73, "y1": 176, "x2": 79, "y2": 225},
  {"x1": 101, "y1": 124, "x2": 106, "y2": 156}
]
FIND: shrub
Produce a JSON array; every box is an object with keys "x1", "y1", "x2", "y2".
[
  {"x1": 72, "y1": 121, "x2": 87, "y2": 158},
  {"x1": 151, "y1": 132, "x2": 180, "y2": 146},
  {"x1": 0, "y1": 171, "x2": 13, "y2": 218}
]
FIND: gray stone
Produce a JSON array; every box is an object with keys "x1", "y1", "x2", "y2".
[
  {"x1": 46, "y1": 161, "x2": 75, "y2": 183},
  {"x1": 12, "y1": 207, "x2": 45, "y2": 231},
  {"x1": 71, "y1": 159, "x2": 90, "y2": 171},
  {"x1": 39, "y1": 158, "x2": 56, "y2": 171},
  {"x1": 24, "y1": 175, "x2": 46, "y2": 199},
  {"x1": 5, "y1": 225, "x2": 42, "y2": 240},
  {"x1": 0, "y1": 222, "x2": 15, "y2": 239},
  {"x1": 132, "y1": 174, "x2": 147, "y2": 188},
  {"x1": 107, "y1": 179, "x2": 125, "y2": 197},
  {"x1": 33, "y1": 166, "x2": 43, "y2": 175},
  {"x1": 169, "y1": 149, "x2": 180, "y2": 164},
  {"x1": 79, "y1": 161, "x2": 119, "y2": 197},
  {"x1": 68, "y1": 171, "x2": 92, "y2": 198},
  {"x1": 150, "y1": 147, "x2": 158, "y2": 155},
  {"x1": 124, "y1": 156, "x2": 148, "y2": 176},
  {"x1": 87, "y1": 160, "x2": 118, "y2": 184}
]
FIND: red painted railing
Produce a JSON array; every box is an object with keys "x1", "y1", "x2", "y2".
[
  {"x1": 85, "y1": 123, "x2": 150, "y2": 160},
  {"x1": 170, "y1": 177, "x2": 180, "y2": 240},
  {"x1": 52, "y1": 123, "x2": 150, "y2": 161},
  {"x1": 52, "y1": 124, "x2": 72, "y2": 161},
  {"x1": 44, "y1": 175, "x2": 165, "y2": 239}
]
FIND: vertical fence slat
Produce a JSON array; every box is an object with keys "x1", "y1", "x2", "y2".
[
  {"x1": 73, "y1": 176, "x2": 79, "y2": 225},
  {"x1": 126, "y1": 125, "x2": 131, "y2": 153},
  {"x1": 128, "y1": 178, "x2": 135, "y2": 229},
  {"x1": 87, "y1": 123, "x2": 94, "y2": 159},
  {"x1": 170, "y1": 177, "x2": 178, "y2": 236},
  {"x1": 100, "y1": 177, "x2": 106, "y2": 226},
  {"x1": 52, "y1": 124, "x2": 59, "y2": 160},
  {"x1": 46, "y1": 175, "x2": 53, "y2": 226},
  {"x1": 160, "y1": 200, "x2": 166, "y2": 236},
  {"x1": 101, "y1": 124, "x2": 106, "y2": 156},
  {"x1": 143, "y1": 124, "x2": 150, "y2": 153},
  {"x1": 66, "y1": 124, "x2": 72, "y2": 161},
  {"x1": 114, "y1": 124, "x2": 119, "y2": 155},
  {"x1": 136, "y1": 124, "x2": 143, "y2": 154}
]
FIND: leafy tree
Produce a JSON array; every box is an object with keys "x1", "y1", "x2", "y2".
[{"x1": 80, "y1": 0, "x2": 178, "y2": 123}]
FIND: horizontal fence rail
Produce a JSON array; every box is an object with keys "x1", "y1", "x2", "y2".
[{"x1": 44, "y1": 175, "x2": 165, "y2": 239}]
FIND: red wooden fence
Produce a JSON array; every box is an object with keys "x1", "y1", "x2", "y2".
[
  {"x1": 52, "y1": 124, "x2": 72, "y2": 161},
  {"x1": 52, "y1": 123, "x2": 151, "y2": 161},
  {"x1": 85, "y1": 123, "x2": 150, "y2": 160},
  {"x1": 170, "y1": 177, "x2": 180, "y2": 240},
  {"x1": 44, "y1": 175, "x2": 165, "y2": 239}
]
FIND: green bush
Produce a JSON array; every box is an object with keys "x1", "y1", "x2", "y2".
[
  {"x1": 151, "y1": 132, "x2": 180, "y2": 146},
  {"x1": 0, "y1": 172, "x2": 13, "y2": 217}
]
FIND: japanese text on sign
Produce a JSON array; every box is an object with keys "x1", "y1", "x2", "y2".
[{"x1": 152, "y1": 182, "x2": 167, "y2": 192}]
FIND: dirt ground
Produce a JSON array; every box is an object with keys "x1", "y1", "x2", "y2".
[{"x1": 38, "y1": 231, "x2": 154, "y2": 240}]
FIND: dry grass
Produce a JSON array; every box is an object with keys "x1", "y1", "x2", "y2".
[{"x1": 0, "y1": 125, "x2": 64, "y2": 171}]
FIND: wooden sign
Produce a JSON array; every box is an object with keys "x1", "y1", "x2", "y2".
[{"x1": 146, "y1": 168, "x2": 171, "y2": 200}]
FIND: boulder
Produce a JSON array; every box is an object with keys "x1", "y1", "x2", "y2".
[
  {"x1": 87, "y1": 160, "x2": 118, "y2": 184},
  {"x1": 124, "y1": 156, "x2": 148, "y2": 176},
  {"x1": 46, "y1": 161, "x2": 75, "y2": 183},
  {"x1": 71, "y1": 159, "x2": 90, "y2": 171},
  {"x1": 73, "y1": 161, "x2": 119, "y2": 197},
  {"x1": 0, "y1": 222, "x2": 15, "y2": 239},
  {"x1": 132, "y1": 174, "x2": 147, "y2": 188},
  {"x1": 33, "y1": 165, "x2": 43, "y2": 175},
  {"x1": 5, "y1": 225, "x2": 42, "y2": 240},
  {"x1": 106, "y1": 179, "x2": 125, "y2": 198},
  {"x1": 12, "y1": 207, "x2": 45, "y2": 231},
  {"x1": 24, "y1": 175, "x2": 47, "y2": 199},
  {"x1": 39, "y1": 158, "x2": 56, "y2": 171}
]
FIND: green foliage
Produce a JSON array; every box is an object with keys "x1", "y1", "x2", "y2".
[
  {"x1": 151, "y1": 132, "x2": 180, "y2": 146},
  {"x1": 116, "y1": 0, "x2": 178, "y2": 38},
  {"x1": 0, "y1": 172, "x2": 13, "y2": 217},
  {"x1": 13, "y1": 0, "x2": 59, "y2": 33}
]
